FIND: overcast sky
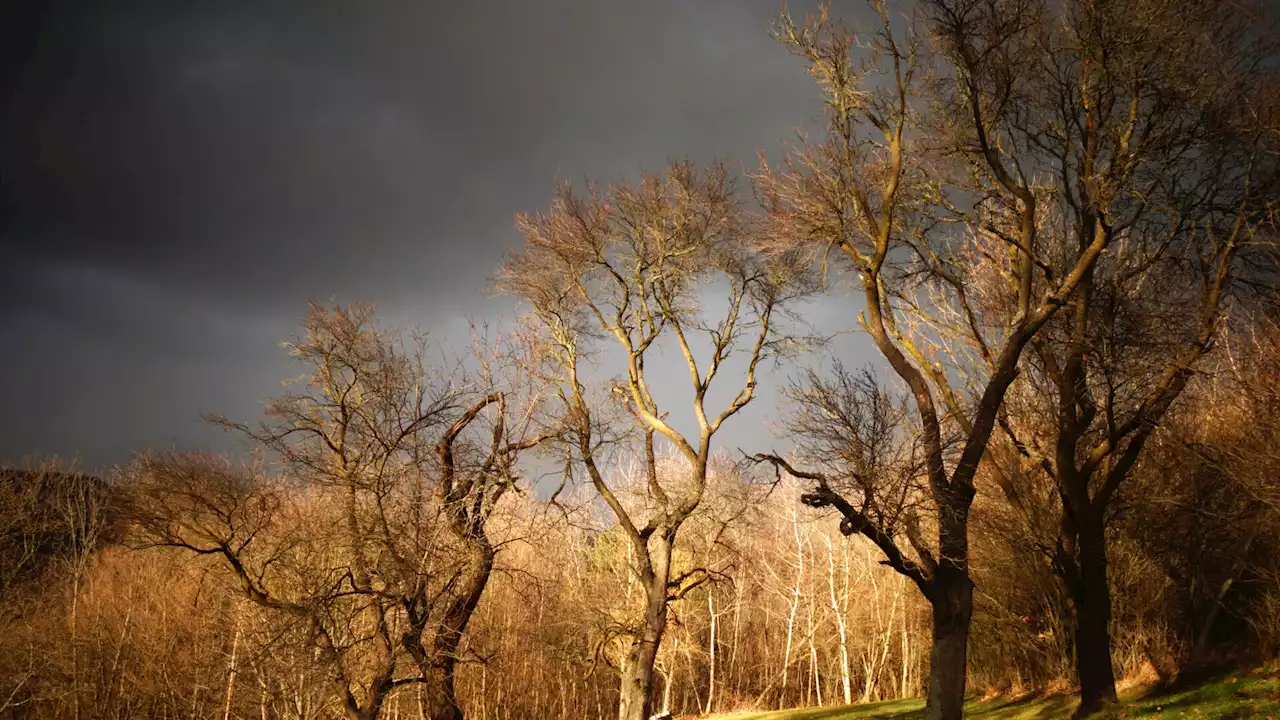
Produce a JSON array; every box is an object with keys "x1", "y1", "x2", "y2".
[{"x1": 1, "y1": 0, "x2": 878, "y2": 473}]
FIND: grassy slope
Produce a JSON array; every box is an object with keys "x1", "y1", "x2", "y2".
[{"x1": 711, "y1": 668, "x2": 1280, "y2": 720}]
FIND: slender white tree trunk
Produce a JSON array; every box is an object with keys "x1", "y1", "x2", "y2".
[
  {"x1": 862, "y1": 553, "x2": 883, "y2": 703},
  {"x1": 706, "y1": 592, "x2": 717, "y2": 715},
  {"x1": 781, "y1": 506, "x2": 804, "y2": 703},
  {"x1": 824, "y1": 536, "x2": 853, "y2": 705},
  {"x1": 730, "y1": 580, "x2": 743, "y2": 691},
  {"x1": 807, "y1": 600, "x2": 822, "y2": 708},
  {"x1": 223, "y1": 604, "x2": 242, "y2": 720},
  {"x1": 901, "y1": 616, "x2": 911, "y2": 699}
]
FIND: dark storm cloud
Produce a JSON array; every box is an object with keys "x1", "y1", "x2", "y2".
[{"x1": 1, "y1": 0, "x2": 855, "y2": 470}]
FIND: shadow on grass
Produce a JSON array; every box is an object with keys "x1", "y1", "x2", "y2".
[{"x1": 966, "y1": 692, "x2": 1076, "y2": 720}]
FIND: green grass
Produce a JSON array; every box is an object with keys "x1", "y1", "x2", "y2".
[{"x1": 710, "y1": 668, "x2": 1280, "y2": 719}]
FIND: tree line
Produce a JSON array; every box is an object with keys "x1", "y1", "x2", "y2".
[{"x1": 3, "y1": 1, "x2": 1278, "y2": 719}]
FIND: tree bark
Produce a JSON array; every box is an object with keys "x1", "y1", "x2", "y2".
[
  {"x1": 422, "y1": 538, "x2": 496, "y2": 720},
  {"x1": 1070, "y1": 521, "x2": 1118, "y2": 717},
  {"x1": 617, "y1": 610, "x2": 663, "y2": 720},
  {"x1": 923, "y1": 568, "x2": 972, "y2": 720},
  {"x1": 420, "y1": 674, "x2": 465, "y2": 720},
  {"x1": 617, "y1": 534, "x2": 672, "y2": 720}
]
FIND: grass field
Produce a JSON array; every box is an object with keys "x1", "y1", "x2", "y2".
[{"x1": 710, "y1": 667, "x2": 1280, "y2": 719}]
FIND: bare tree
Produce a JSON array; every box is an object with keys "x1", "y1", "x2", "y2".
[
  {"x1": 749, "y1": 0, "x2": 1129, "y2": 715},
  {"x1": 916, "y1": 0, "x2": 1279, "y2": 711},
  {"x1": 751, "y1": 0, "x2": 1278, "y2": 714},
  {"x1": 498, "y1": 160, "x2": 810, "y2": 720},
  {"x1": 125, "y1": 303, "x2": 547, "y2": 720}
]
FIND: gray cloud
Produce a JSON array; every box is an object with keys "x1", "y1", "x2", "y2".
[{"x1": 2, "y1": 0, "x2": 873, "y2": 471}]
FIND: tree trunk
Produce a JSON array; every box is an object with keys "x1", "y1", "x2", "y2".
[
  {"x1": 825, "y1": 537, "x2": 852, "y2": 706},
  {"x1": 412, "y1": 674, "x2": 460, "y2": 720},
  {"x1": 424, "y1": 539, "x2": 496, "y2": 720},
  {"x1": 1071, "y1": 522, "x2": 1118, "y2": 717},
  {"x1": 617, "y1": 607, "x2": 664, "y2": 720},
  {"x1": 223, "y1": 605, "x2": 242, "y2": 720},
  {"x1": 618, "y1": 534, "x2": 672, "y2": 720},
  {"x1": 706, "y1": 592, "x2": 717, "y2": 714},
  {"x1": 923, "y1": 568, "x2": 972, "y2": 720}
]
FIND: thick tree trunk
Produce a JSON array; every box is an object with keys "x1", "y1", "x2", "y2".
[
  {"x1": 423, "y1": 539, "x2": 496, "y2": 720},
  {"x1": 420, "y1": 674, "x2": 464, "y2": 720},
  {"x1": 617, "y1": 608, "x2": 664, "y2": 720},
  {"x1": 1071, "y1": 522, "x2": 1118, "y2": 717},
  {"x1": 618, "y1": 535, "x2": 672, "y2": 720},
  {"x1": 923, "y1": 568, "x2": 972, "y2": 720}
]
